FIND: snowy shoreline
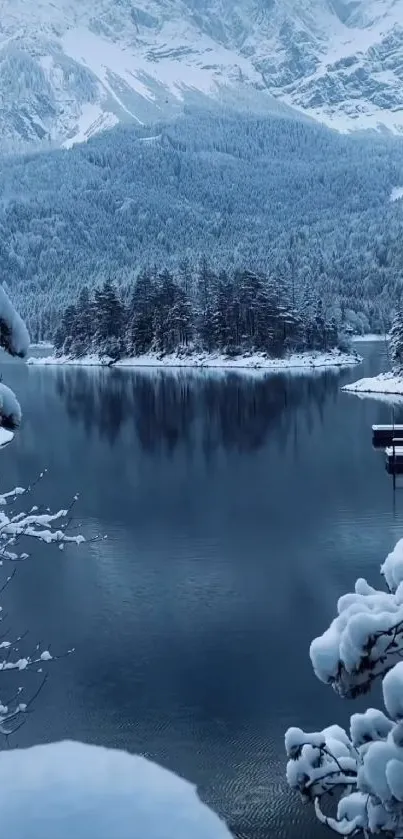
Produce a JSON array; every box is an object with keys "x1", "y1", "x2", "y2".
[
  {"x1": 351, "y1": 334, "x2": 388, "y2": 343},
  {"x1": 27, "y1": 349, "x2": 362, "y2": 372},
  {"x1": 29, "y1": 342, "x2": 54, "y2": 350},
  {"x1": 343, "y1": 372, "x2": 403, "y2": 397}
]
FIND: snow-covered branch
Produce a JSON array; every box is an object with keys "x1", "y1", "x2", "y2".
[
  {"x1": 286, "y1": 539, "x2": 403, "y2": 836},
  {"x1": 310, "y1": 538, "x2": 403, "y2": 699}
]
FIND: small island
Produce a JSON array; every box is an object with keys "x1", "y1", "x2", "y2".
[{"x1": 29, "y1": 268, "x2": 361, "y2": 372}]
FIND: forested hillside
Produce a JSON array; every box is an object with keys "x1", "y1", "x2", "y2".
[{"x1": 2, "y1": 110, "x2": 403, "y2": 340}]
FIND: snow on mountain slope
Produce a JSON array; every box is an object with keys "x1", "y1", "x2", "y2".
[{"x1": 2, "y1": 0, "x2": 403, "y2": 150}]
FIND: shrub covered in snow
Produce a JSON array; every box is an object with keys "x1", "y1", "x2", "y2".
[
  {"x1": 0, "y1": 283, "x2": 30, "y2": 428},
  {"x1": 0, "y1": 285, "x2": 30, "y2": 359},
  {"x1": 0, "y1": 383, "x2": 22, "y2": 430},
  {"x1": 286, "y1": 538, "x2": 403, "y2": 836}
]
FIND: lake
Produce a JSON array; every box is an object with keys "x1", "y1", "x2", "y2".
[{"x1": 0, "y1": 341, "x2": 400, "y2": 838}]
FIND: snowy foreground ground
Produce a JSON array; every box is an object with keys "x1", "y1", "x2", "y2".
[
  {"x1": 0, "y1": 741, "x2": 232, "y2": 839},
  {"x1": 343, "y1": 372, "x2": 403, "y2": 397},
  {"x1": 27, "y1": 349, "x2": 361, "y2": 372}
]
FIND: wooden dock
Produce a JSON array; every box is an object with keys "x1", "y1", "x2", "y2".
[
  {"x1": 372, "y1": 424, "x2": 403, "y2": 447},
  {"x1": 385, "y1": 440, "x2": 403, "y2": 474}
]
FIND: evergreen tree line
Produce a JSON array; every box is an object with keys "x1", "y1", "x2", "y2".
[{"x1": 54, "y1": 263, "x2": 341, "y2": 360}]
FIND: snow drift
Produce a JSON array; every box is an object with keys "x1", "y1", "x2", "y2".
[{"x1": 0, "y1": 741, "x2": 232, "y2": 839}]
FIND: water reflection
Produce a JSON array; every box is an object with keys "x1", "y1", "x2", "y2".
[{"x1": 54, "y1": 367, "x2": 345, "y2": 455}]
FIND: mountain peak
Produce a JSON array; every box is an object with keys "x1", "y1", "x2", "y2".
[{"x1": 2, "y1": 0, "x2": 403, "y2": 151}]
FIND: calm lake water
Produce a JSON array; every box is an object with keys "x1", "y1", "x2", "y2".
[{"x1": 0, "y1": 342, "x2": 401, "y2": 838}]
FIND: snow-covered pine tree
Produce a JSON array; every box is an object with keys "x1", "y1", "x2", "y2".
[
  {"x1": 93, "y1": 280, "x2": 125, "y2": 359},
  {"x1": 170, "y1": 286, "x2": 193, "y2": 349},
  {"x1": 390, "y1": 308, "x2": 403, "y2": 372},
  {"x1": 70, "y1": 286, "x2": 93, "y2": 357},
  {"x1": 54, "y1": 304, "x2": 77, "y2": 357},
  {"x1": 178, "y1": 257, "x2": 193, "y2": 296},
  {"x1": 126, "y1": 270, "x2": 155, "y2": 356},
  {"x1": 211, "y1": 270, "x2": 234, "y2": 352},
  {"x1": 153, "y1": 269, "x2": 178, "y2": 354},
  {"x1": 236, "y1": 269, "x2": 262, "y2": 351},
  {"x1": 196, "y1": 257, "x2": 216, "y2": 352}
]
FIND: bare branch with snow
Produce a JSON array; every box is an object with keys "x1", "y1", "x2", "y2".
[{"x1": 0, "y1": 474, "x2": 85, "y2": 740}]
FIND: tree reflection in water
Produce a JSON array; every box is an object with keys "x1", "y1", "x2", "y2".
[{"x1": 55, "y1": 367, "x2": 344, "y2": 456}]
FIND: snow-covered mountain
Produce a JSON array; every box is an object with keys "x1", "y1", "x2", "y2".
[{"x1": 2, "y1": 0, "x2": 403, "y2": 150}]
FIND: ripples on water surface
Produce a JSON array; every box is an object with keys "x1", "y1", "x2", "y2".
[{"x1": 0, "y1": 342, "x2": 401, "y2": 838}]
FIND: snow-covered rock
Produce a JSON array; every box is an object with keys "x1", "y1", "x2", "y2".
[
  {"x1": 4, "y1": 0, "x2": 403, "y2": 151},
  {"x1": 0, "y1": 741, "x2": 232, "y2": 839}
]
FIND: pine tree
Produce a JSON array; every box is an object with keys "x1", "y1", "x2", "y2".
[
  {"x1": 70, "y1": 286, "x2": 93, "y2": 357},
  {"x1": 54, "y1": 304, "x2": 77, "y2": 356},
  {"x1": 196, "y1": 256, "x2": 216, "y2": 352},
  {"x1": 178, "y1": 258, "x2": 193, "y2": 296},
  {"x1": 93, "y1": 280, "x2": 125, "y2": 359},
  {"x1": 126, "y1": 270, "x2": 155, "y2": 356},
  {"x1": 390, "y1": 308, "x2": 403, "y2": 371},
  {"x1": 237, "y1": 269, "x2": 262, "y2": 350},
  {"x1": 153, "y1": 270, "x2": 179, "y2": 354},
  {"x1": 171, "y1": 287, "x2": 193, "y2": 349},
  {"x1": 311, "y1": 300, "x2": 327, "y2": 350},
  {"x1": 211, "y1": 271, "x2": 234, "y2": 352}
]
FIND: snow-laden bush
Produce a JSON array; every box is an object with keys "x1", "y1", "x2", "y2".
[
  {"x1": 0, "y1": 284, "x2": 30, "y2": 359},
  {"x1": 0, "y1": 382, "x2": 22, "y2": 429},
  {"x1": 0, "y1": 281, "x2": 30, "y2": 428},
  {"x1": 286, "y1": 538, "x2": 403, "y2": 836}
]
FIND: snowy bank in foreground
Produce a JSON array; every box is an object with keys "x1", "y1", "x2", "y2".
[
  {"x1": 343, "y1": 372, "x2": 403, "y2": 397},
  {"x1": 27, "y1": 349, "x2": 362, "y2": 371},
  {"x1": 0, "y1": 741, "x2": 232, "y2": 839}
]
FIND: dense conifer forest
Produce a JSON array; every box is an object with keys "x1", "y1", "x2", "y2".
[
  {"x1": 2, "y1": 110, "x2": 403, "y2": 339},
  {"x1": 54, "y1": 264, "x2": 342, "y2": 360}
]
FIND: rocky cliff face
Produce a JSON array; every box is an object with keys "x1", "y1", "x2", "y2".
[{"x1": 2, "y1": 0, "x2": 403, "y2": 150}]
